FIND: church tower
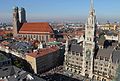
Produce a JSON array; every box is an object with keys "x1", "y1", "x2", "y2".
[
  {"x1": 83, "y1": 0, "x2": 96, "y2": 78},
  {"x1": 19, "y1": 7, "x2": 27, "y2": 23},
  {"x1": 13, "y1": 7, "x2": 20, "y2": 37}
]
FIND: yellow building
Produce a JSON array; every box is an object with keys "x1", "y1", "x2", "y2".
[{"x1": 100, "y1": 23, "x2": 117, "y2": 30}]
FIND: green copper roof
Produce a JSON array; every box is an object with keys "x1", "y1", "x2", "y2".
[{"x1": 48, "y1": 42, "x2": 61, "y2": 45}]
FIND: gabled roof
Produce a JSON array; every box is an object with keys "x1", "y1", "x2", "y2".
[
  {"x1": 0, "y1": 65, "x2": 46, "y2": 81},
  {"x1": 112, "y1": 50, "x2": 120, "y2": 63},
  {"x1": 19, "y1": 22, "x2": 53, "y2": 34},
  {"x1": 97, "y1": 47, "x2": 114, "y2": 58},
  {"x1": 0, "y1": 66, "x2": 20, "y2": 77},
  {"x1": 27, "y1": 46, "x2": 59, "y2": 58},
  {"x1": 70, "y1": 44, "x2": 83, "y2": 53}
]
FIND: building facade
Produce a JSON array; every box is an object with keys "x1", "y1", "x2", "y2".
[
  {"x1": 64, "y1": 0, "x2": 120, "y2": 81},
  {"x1": 26, "y1": 46, "x2": 60, "y2": 74},
  {"x1": 82, "y1": 0, "x2": 96, "y2": 78},
  {"x1": 13, "y1": 7, "x2": 54, "y2": 42}
]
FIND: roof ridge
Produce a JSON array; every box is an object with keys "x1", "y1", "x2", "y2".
[{"x1": 23, "y1": 22, "x2": 49, "y2": 24}]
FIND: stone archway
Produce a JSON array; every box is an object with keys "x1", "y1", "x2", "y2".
[
  {"x1": 97, "y1": 76, "x2": 100, "y2": 81},
  {"x1": 92, "y1": 75, "x2": 96, "y2": 80},
  {"x1": 85, "y1": 73, "x2": 89, "y2": 78},
  {"x1": 102, "y1": 78, "x2": 106, "y2": 81}
]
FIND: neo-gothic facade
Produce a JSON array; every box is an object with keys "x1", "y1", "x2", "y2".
[{"x1": 64, "y1": 0, "x2": 120, "y2": 81}]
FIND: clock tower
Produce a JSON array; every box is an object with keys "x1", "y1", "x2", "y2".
[{"x1": 83, "y1": 0, "x2": 96, "y2": 78}]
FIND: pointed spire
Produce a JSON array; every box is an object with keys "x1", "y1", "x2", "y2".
[
  {"x1": 90, "y1": 0, "x2": 94, "y2": 12},
  {"x1": 89, "y1": 0, "x2": 94, "y2": 16}
]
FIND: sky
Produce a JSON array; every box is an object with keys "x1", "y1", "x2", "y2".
[{"x1": 0, "y1": 0, "x2": 120, "y2": 23}]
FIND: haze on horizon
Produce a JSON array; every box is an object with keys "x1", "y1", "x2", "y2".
[{"x1": 0, "y1": 0, "x2": 120, "y2": 23}]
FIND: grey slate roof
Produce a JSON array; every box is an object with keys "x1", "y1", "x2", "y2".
[
  {"x1": 97, "y1": 47, "x2": 114, "y2": 58},
  {"x1": 68, "y1": 39, "x2": 78, "y2": 45},
  {"x1": 106, "y1": 31, "x2": 117, "y2": 36},
  {"x1": 0, "y1": 66, "x2": 19, "y2": 77},
  {"x1": 112, "y1": 50, "x2": 120, "y2": 64},
  {"x1": 0, "y1": 66, "x2": 46, "y2": 81},
  {"x1": 8, "y1": 41, "x2": 33, "y2": 54},
  {"x1": 30, "y1": 76, "x2": 46, "y2": 81},
  {"x1": 70, "y1": 44, "x2": 83, "y2": 53},
  {"x1": 97, "y1": 46, "x2": 120, "y2": 64}
]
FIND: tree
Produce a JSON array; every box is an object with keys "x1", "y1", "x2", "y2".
[
  {"x1": 98, "y1": 34, "x2": 106, "y2": 46},
  {"x1": 13, "y1": 60, "x2": 22, "y2": 68}
]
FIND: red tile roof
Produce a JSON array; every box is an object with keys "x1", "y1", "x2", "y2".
[
  {"x1": 0, "y1": 29, "x2": 13, "y2": 36},
  {"x1": 19, "y1": 22, "x2": 53, "y2": 34},
  {"x1": 0, "y1": 41, "x2": 10, "y2": 46},
  {"x1": 0, "y1": 80, "x2": 4, "y2": 81},
  {"x1": 27, "y1": 46, "x2": 59, "y2": 58},
  {"x1": 0, "y1": 30, "x2": 5, "y2": 36}
]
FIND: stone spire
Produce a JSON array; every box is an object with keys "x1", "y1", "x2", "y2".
[
  {"x1": 83, "y1": 0, "x2": 96, "y2": 78},
  {"x1": 90, "y1": 0, "x2": 94, "y2": 11},
  {"x1": 89, "y1": 0, "x2": 94, "y2": 16}
]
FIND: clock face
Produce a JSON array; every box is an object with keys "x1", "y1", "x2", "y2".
[{"x1": 86, "y1": 49, "x2": 91, "y2": 59}]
